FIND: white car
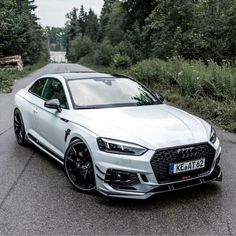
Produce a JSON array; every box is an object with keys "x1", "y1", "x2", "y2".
[{"x1": 14, "y1": 72, "x2": 222, "y2": 199}]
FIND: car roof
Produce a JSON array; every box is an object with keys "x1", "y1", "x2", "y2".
[{"x1": 59, "y1": 72, "x2": 116, "y2": 80}]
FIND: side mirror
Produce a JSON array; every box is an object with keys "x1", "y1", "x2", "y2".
[
  {"x1": 155, "y1": 93, "x2": 165, "y2": 102},
  {"x1": 44, "y1": 99, "x2": 62, "y2": 112}
]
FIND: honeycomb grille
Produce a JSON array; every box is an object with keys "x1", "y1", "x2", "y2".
[{"x1": 150, "y1": 143, "x2": 215, "y2": 183}]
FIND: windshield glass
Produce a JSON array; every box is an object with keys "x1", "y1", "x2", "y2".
[{"x1": 68, "y1": 77, "x2": 161, "y2": 108}]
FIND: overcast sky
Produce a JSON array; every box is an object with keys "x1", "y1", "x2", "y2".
[{"x1": 35, "y1": 0, "x2": 104, "y2": 27}]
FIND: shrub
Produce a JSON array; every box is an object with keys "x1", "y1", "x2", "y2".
[
  {"x1": 112, "y1": 54, "x2": 132, "y2": 68},
  {"x1": 114, "y1": 41, "x2": 143, "y2": 64},
  {"x1": 67, "y1": 36, "x2": 94, "y2": 62},
  {"x1": 94, "y1": 41, "x2": 114, "y2": 66}
]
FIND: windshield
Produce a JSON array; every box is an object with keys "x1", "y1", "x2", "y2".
[{"x1": 68, "y1": 77, "x2": 161, "y2": 109}]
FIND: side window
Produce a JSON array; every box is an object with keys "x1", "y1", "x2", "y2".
[
  {"x1": 41, "y1": 79, "x2": 68, "y2": 109},
  {"x1": 29, "y1": 78, "x2": 47, "y2": 97}
]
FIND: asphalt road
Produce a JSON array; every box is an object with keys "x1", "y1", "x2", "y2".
[{"x1": 0, "y1": 63, "x2": 236, "y2": 235}]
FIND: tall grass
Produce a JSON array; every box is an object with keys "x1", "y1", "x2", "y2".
[{"x1": 129, "y1": 57, "x2": 236, "y2": 102}]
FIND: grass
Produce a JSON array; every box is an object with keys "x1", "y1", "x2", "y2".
[
  {"x1": 0, "y1": 62, "x2": 47, "y2": 93},
  {"x1": 81, "y1": 59, "x2": 236, "y2": 132}
]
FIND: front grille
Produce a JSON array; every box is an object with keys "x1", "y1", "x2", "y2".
[{"x1": 150, "y1": 143, "x2": 215, "y2": 183}]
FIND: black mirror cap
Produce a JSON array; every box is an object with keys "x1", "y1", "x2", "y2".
[
  {"x1": 156, "y1": 93, "x2": 165, "y2": 103},
  {"x1": 44, "y1": 99, "x2": 62, "y2": 112}
]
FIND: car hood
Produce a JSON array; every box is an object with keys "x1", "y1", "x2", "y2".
[{"x1": 69, "y1": 104, "x2": 210, "y2": 150}]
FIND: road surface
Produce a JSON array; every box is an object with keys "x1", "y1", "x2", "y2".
[{"x1": 0, "y1": 63, "x2": 236, "y2": 235}]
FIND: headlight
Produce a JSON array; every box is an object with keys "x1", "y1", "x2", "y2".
[
  {"x1": 210, "y1": 127, "x2": 217, "y2": 143},
  {"x1": 97, "y1": 138, "x2": 147, "y2": 156}
]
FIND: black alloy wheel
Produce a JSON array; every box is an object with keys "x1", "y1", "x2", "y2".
[
  {"x1": 14, "y1": 109, "x2": 27, "y2": 145},
  {"x1": 64, "y1": 139, "x2": 96, "y2": 192}
]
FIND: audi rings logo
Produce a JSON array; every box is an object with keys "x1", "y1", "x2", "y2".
[{"x1": 177, "y1": 147, "x2": 197, "y2": 158}]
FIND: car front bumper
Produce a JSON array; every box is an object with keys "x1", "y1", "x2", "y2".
[{"x1": 93, "y1": 140, "x2": 222, "y2": 200}]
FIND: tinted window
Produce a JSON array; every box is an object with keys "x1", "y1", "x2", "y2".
[
  {"x1": 29, "y1": 79, "x2": 47, "y2": 96},
  {"x1": 68, "y1": 78, "x2": 160, "y2": 108},
  {"x1": 41, "y1": 79, "x2": 68, "y2": 109}
]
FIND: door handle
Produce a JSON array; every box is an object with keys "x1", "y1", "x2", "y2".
[{"x1": 33, "y1": 108, "x2": 38, "y2": 113}]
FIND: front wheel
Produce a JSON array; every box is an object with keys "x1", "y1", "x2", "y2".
[{"x1": 64, "y1": 139, "x2": 96, "y2": 192}]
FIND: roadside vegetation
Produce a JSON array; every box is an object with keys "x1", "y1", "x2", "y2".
[
  {"x1": 0, "y1": 62, "x2": 46, "y2": 93},
  {"x1": 0, "y1": 1, "x2": 49, "y2": 92}
]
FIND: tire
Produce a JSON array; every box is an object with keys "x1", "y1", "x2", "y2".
[
  {"x1": 64, "y1": 139, "x2": 96, "y2": 193},
  {"x1": 14, "y1": 109, "x2": 28, "y2": 146}
]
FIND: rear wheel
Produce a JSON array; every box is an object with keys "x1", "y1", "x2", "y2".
[
  {"x1": 64, "y1": 139, "x2": 96, "y2": 192},
  {"x1": 14, "y1": 109, "x2": 27, "y2": 146}
]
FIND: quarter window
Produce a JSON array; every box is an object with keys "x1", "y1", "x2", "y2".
[{"x1": 29, "y1": 78, "x2": 47, "y2": 97}]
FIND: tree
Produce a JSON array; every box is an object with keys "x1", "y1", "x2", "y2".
[
  {"x1": 67, "y1": 36, "x2": 94, "y2": 62},
  {"x1": 78, "y1": 5, "x2": 87, "y2": 37},
  {"x1": 85, "y1": 9, "x2": 99, "y2": 41},
  {"x1": 46, "y1": 27, "x2": 66, "y2": 51},
  {"x1": 144, "y1": 0, "x2": 203, "y2": 59},
  {"x1": 65, "y1": 8, "x2": 80, "y2": 55},
  {"x1": 0, "y1": 0, "x2": 49, "y2": 64},
  {"x1": 99, "y1": 0, "x2": 116, "y2": 40},
  {"x1": 105, "y1": 1, "x2": 125, "y2": 45},
  {"x1": 123, "y1": 0, "x2": 156, "y2": 29}
]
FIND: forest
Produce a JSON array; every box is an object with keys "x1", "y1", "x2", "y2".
[{"x1": 64, "y1": 0, "x2": 236, "y2": 65}]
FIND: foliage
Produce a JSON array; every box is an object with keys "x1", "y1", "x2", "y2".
[
  {"x1": 143, "y1": 0, "x2": 236, "y2": 62},
  {"x1": 0, "y1": 0, "x2": 49, "y2": 65},
  {"x1": 105, "y1": 1, "x2": 125, "y2": 45},
  {"x1": 112, "y1": 54, "x2": 132, "y2": 68},
  {"x1": 85, "y1": 9, "x2": 99, "y2": 42},
  {"x1": 94, "y1": 41, "x2": 114, "y2": 66},
  {"x1": 123, "y1": 0, "x2": 156, "y2": 29},
  {"x1": 99, "y1": 0, "x2": 116, "y2": 41},
  {"x1": 67, "y1": 36, "x2": 94, "y2": 62},
  {"x1": 0, "y1": 62, "x2": 47, "y2": 93},
  {"x1": 46, "y1": 27, "x2": 66, "y2": 51},
  {"x1": 114, "y1": 41, "x2": 142, "y2": 64},
  {"x1": 129, "y1": 58, "x2": 236, "y2": 101},
  {"x1": 64, "y1": 0, "x2": 236, "y2": 64}
]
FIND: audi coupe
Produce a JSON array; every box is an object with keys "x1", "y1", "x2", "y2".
[{"x1": 14, "y1": 72, "x2": 222, "y2": 199}]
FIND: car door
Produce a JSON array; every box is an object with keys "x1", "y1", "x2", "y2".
[
  {"x1": 33, "y1": 78, "x2": 71, "y2": 156},
  {"x1": 28, "y1": 78, "x2": 48, "y2": 133}
]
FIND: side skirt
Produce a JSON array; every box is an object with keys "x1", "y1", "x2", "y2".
[{"x1": 28, "y1": 133, "x2": 64, "y2": 165}]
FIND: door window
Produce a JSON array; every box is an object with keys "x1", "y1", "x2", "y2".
[{"x1": 41, "y1": 79, "x2": 68, "y2": 109}]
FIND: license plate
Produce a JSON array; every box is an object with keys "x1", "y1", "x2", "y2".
[{"x1": 169, "y1": 158, "x2": 205, "y2": 174}]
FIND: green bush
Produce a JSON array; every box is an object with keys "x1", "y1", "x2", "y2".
[
  {"x1": 114, "y1": 41, "x2": 143, "y2": 64},
  {"x1": 113, "y1": 54, "x2": 132, "y2": 68},
  {"x1": 94, "y1": 41, "x2": 114, "y2": 66},
  {"x1": 67, "y1": 36, "x2": 94, "y2": 62}
]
